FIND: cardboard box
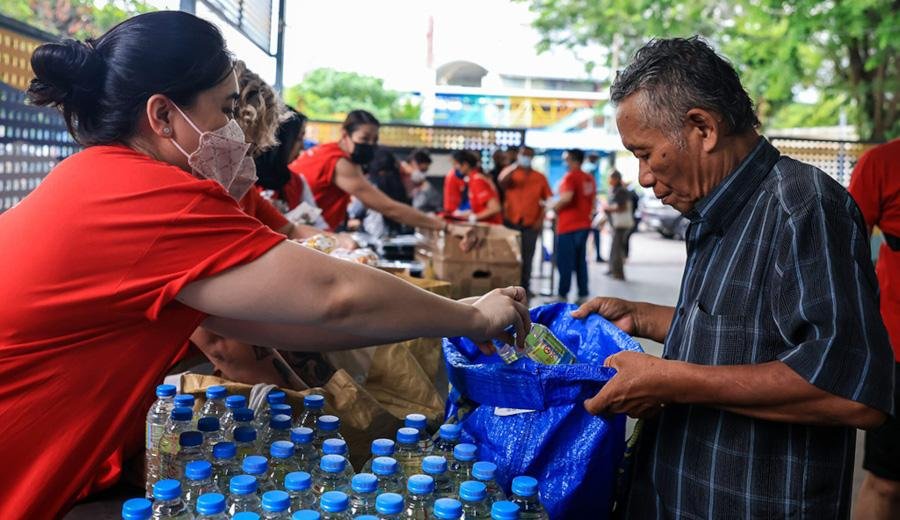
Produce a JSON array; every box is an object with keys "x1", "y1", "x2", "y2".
[{"x1": 416, "y1": 224, "x2": 522, "y2": 299}]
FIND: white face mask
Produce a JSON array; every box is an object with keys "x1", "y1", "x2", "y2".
[
  {"x1": 582, "y1": 161, "x2": 598, "y2": 173},
  {"x1": 169, "y1": 103, "x2": 257, "y2": 201},
  {"x1": 411, "y1": 170, "x2": 427, "y2": 184},
  {"x1": 518, "y1": 155, "x2": 533, "y2": 169}
]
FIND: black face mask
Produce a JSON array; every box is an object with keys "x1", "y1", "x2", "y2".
[{"x1": 350, "y1": 142, "x2": 376, "y2": 165}]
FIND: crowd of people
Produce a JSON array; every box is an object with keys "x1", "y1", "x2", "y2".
[{"x1": 0, "y1": 9, "x2": 895, "y2": 520}]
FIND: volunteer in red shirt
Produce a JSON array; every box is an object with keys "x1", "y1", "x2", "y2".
[
  {"x1": 849, "y1": 138, "x2": 900, "y2": 520},
  {"x1": 288, "y1": 110, "x2": 454, "y2": 234},
  {"x1": 498, "y1": 146, "x2": 553, "y2": 295},
  {"x1": 553, "y1": 148, "x2": 597, "y2": 302},
  {"x1": 444, "y1": 150, "x2": 503, "y2": 224},
  {"x1": 0, "y1": 12, "x2": 529, "y2": 518}
]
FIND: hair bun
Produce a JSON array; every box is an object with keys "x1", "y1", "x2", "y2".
[{"x1": 28, "y1": 39, "x2": 104, "y2": 108}]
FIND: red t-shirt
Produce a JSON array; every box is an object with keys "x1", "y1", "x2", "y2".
[
  {"x1": 240, "y1": 187, "x2": 290, "y2": 232},
  {"x1": 444, "y1": 168, "x2": 466, "y2": 215},
  {"x1": 469, "y1": 173, "x2": 503, "y2": 224},
  {"x1": 0, "y1": 145, "x2": 285, "y2": 518},
  {"x1": 848, "y1": 139, "x2": 900, "y2": 360},
  {"x1": 557, "y1": 168, "x2": 596, "y2": 234},
  {"x1": 288, "y1": 142, "x2": 350, "y2": 231}
]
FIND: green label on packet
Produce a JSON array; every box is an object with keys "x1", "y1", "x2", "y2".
[{"x1": 498, "y1": 323, "x2": 576, "y2": 365}]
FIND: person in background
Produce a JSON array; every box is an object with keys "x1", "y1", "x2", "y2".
[
  {"x1": 583, "y1": 153, "x2": 605, "y2": 262},
  {"x1": 444, "y1": 150, "x2": 502, "y2": 224},
  {"x1": 623, "y1": 181, "x2": 641, "y2": 258},
  {"x1": 604, "y1": 170, "x2": 632, "y2": 280},
  {"x1": 488, "y1": 148, "x2": 512, "y2": 203},
  {"x1": 498, "y1": 146, "x2": 552, "y2": 297},
  {"x1": 407, "y1": 148, "x2": 442, "y2": 213},
  {"x1": 288, "y1": 110, "x2": 461, "y2": 236},
  {"x1": 364, "y1": 148, "x2": 412, "y2": 236},
  {"x1": 0, "y1": 12, "x2": 530, "y2": 517},
  {"x1": 849, "y1": 138, "x2": 900, "y2": 520},
  {"x1": 552, "y1": 148, "x2": 596, "y2": 302}
]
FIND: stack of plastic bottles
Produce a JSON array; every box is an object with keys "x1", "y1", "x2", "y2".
[{"x1": 134, "y1": 385, "x2": 549, "y2": 519}]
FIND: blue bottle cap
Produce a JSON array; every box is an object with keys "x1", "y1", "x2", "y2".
[
  {"x1": 121, "y1": 497, "x2": 152, "y2": 520},
  {"x1": 205, "y1": 385, "x2": 227, "y2": 399},
  {"x1": 284, "y1": 471, "x2": 312, "y2": 491},
  {"x1": 319, "y1": 454, "x2": 346, "y2": 473},
  {"x1": 261, "y1": 490, "x2": 291, "y2": 513},
  {"x1": 439, "y1": 423, "x2": 461, "y2": 441},
  {"x1": 174, "y1": 394, "x2": 194, "y2": 408},
  {"x1": 270, "y1": 413, "x2": 292, "y2": 430},
  {"x1": 304, "y1": 393, "x2": 325, "y2": 409},
  {"x1": 351, "y1": 473, "x2": 378, "y2": 493},
  {"x1": 234, "y1": 407, "x2": 254, "y2": 422},
  {"x1": 185, "y1": 460, "x2": 212, "y2": 481},
  {"x1": 179, "y1": 430, "x2": 203, "y2": 448},
  {"x1": 317, "y1": 415, "x2": 340, "y2": 431},
  {"x1": 234, "y1": 513, "x2": 261, "y2": 520},
  {"x1": 422, "y1": 455, "x2": 448, "y2": 475},
  {"x1": 195, "y1": 492, "x2": 226, "y2": 515},
  {"x1": 229, "y1": 474, "x2": 258, "y2": 495},
  {"x1": 371, "y1": 438, "x2": 395, "y2": 456},
  {"x1": 322, "y1": 438, "x2": 348, "y2": 456},
  {"x1": 267, "y1": 389, "x2": 287, "y2": 405},
  {"x1": 375, "y1": 492, "x2": 404, "y2": 515},
  {"x1": 396, "y1": 427, "x2": 419, "y2": 444},
  {"x1": 197, "y1": 416, "x2": 220, "y2": 432},
  {"x1": 473, "y1": 461, "x2": 497, "y2": 481},
  {"x1": 291, "y1": 511, "x2": 321, "y2": 520},
  {"x1": 270, "y1": 403, "x2": 292, "y2": 418},
  {"x1": 290, "y1": 426, "x2": 314, "y2": 444},
  {"x1": 225, "y1": 395, "x2": 247, "y2": 410},
  {"x1": 407, "y1": 474, "x2": 435, "y2": 495},
  {"x1": 372, "y1": 456, "x2": 398, "y2": 476},
  {"x1": 453, "y1": 443, "x2": 477, "y2": 462},
  {"x1": 319, "y1": 491, "x2": 349, "y2": 513},
  {"x1": 270, "y1": 440, "x2": 295, "y2": 459},
  {"x1": 233, "y1": 426, "x2": 257, "y2": 443},
  {"x1": 433, "y1": 498, "x2": 463, "y2": 519},
  {"x1": 491, "y1": 501, "x2": 521, "y2": 520},
  {"x1": 460, "y1": 480, "x2": 487, "y2": 502},
  {"x1": 152, "y1": 479, "x2": 181, "y2": 501},
  {"x1": 511, "y1": 476, "x2": 539, "y2": 497},
  {"x1": 404, "y1": 413, "x2": 427, "y2": 430},
  {"x1": 155, "y1": 384, "x2": 176, "y2": 398},
  {"x1": 170, "y1": 406, "x2": 192, "y2": 422},
  {"x1": 242, "y1": 455, "x2": 268, "y2": 475},
  {"x1": 212, "y1": 441, "x2": 236, "y2": 460}
]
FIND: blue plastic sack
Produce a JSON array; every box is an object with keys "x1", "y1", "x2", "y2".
[{"x1": 443, "y1": 303, "x2": 642, "y2": 519}]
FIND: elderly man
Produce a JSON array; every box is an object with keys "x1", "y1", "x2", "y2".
[{"x1": 575, "y1": 37, "x2": 894, "y2": 518}]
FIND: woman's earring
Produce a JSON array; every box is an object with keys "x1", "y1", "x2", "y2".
[{"x1": 162, "y1": 127, "x2": 171, "y2": 136}]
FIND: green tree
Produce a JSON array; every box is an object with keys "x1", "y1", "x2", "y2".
[
  {"x1": 523, "y1": 0, "x2": 898, "y2": 140},
  {"x1": 0, "y1": 0, "x2": 153, "y2": 40},
  {"x1": 284, "y1": 68, "x2": 421, "y2": 123}
]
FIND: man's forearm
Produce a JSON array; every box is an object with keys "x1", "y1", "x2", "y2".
[
  {"x1": 668, "y1": 360, "x2": 885, "y2": 429},
  {"x1": 635, "y1": 302, "x2": 675, "y2": 343}
]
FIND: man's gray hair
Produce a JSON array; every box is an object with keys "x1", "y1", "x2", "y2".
[{"x1": 610, "y1": 36, "x2": 760, "y2": 143}]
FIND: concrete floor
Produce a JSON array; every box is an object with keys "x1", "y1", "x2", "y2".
[{"x1": 66, "y1": 230, "x2": 869, "y2": 518}]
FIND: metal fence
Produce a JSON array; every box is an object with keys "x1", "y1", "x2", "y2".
[{"x1": 769, "y1": 136, "x2": 881, "y2": 187}]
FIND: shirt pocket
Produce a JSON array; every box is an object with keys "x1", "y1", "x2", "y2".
[{"x1": 681, "y1": 301, "x2": 747, "y2": 365}]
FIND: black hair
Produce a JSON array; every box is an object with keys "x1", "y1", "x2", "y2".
[
  {"x1": 254, "y1": 108, "x2": 307, "y2": 191},
  {"x1": 342, "y1": 109, "x2": 380, "y2": 135},
  {"x1": 27, "y1": 11, "x2": 233, "y2": 146},
  {"x1": 566, "y1": 148, "x2": 585, "y2": 163},
  {"x1": 409, "y1": 148, "x2": 432, "y2": 165},
  {"x1": 610, "y1": 36, "x2": 759, "y2": 138},
  {"x1": 452, "y1": 150, "x2": 479, "y2": 168}
]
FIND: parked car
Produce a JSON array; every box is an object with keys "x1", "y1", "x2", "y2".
[{"x1": 639, "y1": 194, "x2": 689, "y2": 240}]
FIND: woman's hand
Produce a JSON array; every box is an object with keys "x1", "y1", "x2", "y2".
[
  {"x1": 468, "y1": 286, "x2": 531, "y2": 354},
  {"x1": 334, "y1": 232, "x2": 358, "y2": 251}
]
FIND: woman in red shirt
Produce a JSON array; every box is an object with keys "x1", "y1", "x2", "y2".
[
  {"x1": 0, "y1": 12, "x2": 529, "y2": 518},
  {"x1": 288, "y1": 110, "x2": 463, "y2": 234},
  {"x1": 445, "y1": 150, "x2": 503, "y2": 224}
]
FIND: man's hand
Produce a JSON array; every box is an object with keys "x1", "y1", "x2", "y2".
[
  {"x1": 572, "y1": 297, "x2": 640, "y2": 335},
  {"x1": 584, "y1": 351, "x2": 676, "y2": 418},
  {"x1": 469, "y1": 286, "x2": 531, "y2": 355}
]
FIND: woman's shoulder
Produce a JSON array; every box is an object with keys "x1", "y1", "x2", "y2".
[{"x1": 59, "y1": 145, "x2": 193, "y2": 181}]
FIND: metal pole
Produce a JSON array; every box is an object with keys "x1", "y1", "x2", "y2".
[
  {"x1": 180, "y1": 0, "x2": 196, "y2": 14},
  {"x1": 274, "y1": 0, "x2": 286, "y2": 92}
]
